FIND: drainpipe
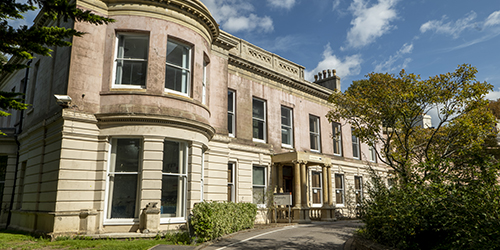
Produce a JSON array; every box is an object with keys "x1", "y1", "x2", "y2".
[{"x1": 6, "y1": 59, "x2": 32, "y2": 229}]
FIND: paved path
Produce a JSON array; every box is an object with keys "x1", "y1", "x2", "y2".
[{"x1": 150, "y1": 220, "x2": 362, "y2": 250}]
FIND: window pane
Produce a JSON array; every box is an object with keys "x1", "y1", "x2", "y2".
[
  {"x1": 161, "y1": 175, "x2": 185, "y2": 218},
  {"x1": 309, "y1": 117, "x2": 319, "y2": 133},
  {"x1": 166, "y1": 41, "x2": 190, "y2": 68},
  {"x1": 252, "y1": 187, "x2": 265, "y2": 204},
  {"x1": 281, "y1": 107, "x2": 291, "y2": 126},
  {"x1": 253, "y1": 120, "x2": 265, "y2": 140},
  {"x1": 252, "y1": 99, "x2": 265, "y2": 120},
  {"x1": 163, "y1": 141, "x2": 181, "y2": 173},
  {"x1": 228, "y1": 164, "x2": 233, "y2": 183},
  {"x1": 313, "y1": 189, "x2": 321, "y2": 204},
  {"x1": 228, "y1": 113, "x2": 234, "y2": 134},
  {"x1": 333, "y1": 123, "x2": 342, "y2": 155},
  {"x1": 336, "y1": 191, "x2": 343, "y2": 204},
  {"x1": 110, "y1": 174, "x2": 137, "y2": 218},
  {"x1": 310, "y1": 134, "x2": 318, "y2": 150},
  {"x1": 116, "y1": 60, "x2": 147, "y2": 86},
  {"x1": 165, "y1": 66, "x2": 189, "y2": 93},
  {"x1": 113, "y1": 139, "x2": 141, "y2": 172},
  {"x1": 228, "y1": 91, "x2": 234, "y2": 112},
  {"x1": 119, "y1": 36, "x2": 148, "y2": 59},
  {"x1": 282, "y1": 128, "x2": 291, "y2": 145},
  {"x1": 253, "y1": 167, "x2": 265, "y2": 186}
]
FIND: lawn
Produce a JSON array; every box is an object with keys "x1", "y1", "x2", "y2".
[{"x1": 0, "y1": 230, "x2": 195, "y2": 250}]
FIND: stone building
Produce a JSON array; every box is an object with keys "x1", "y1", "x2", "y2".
[{"x1": 0, "y1": 0, "x2": 387, "y2": 236}]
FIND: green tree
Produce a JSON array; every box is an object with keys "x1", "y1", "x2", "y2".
[
  {"x1": 327, "y1": 64, "x2": 496, "y2": 184},
  {"x1": 488, "y1": 98, "x2": 500, "y2": 119},
  {"x1": 0, "y1": 0, "x2": 113, "y2": 133}
]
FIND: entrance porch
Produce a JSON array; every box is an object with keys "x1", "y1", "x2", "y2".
[{"x1": 272, "y1": 151, "x2": 336, "y2": 223}]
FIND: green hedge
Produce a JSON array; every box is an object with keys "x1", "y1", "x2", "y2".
[{"x1": 191, "y1": 201, "x2": 257, "y2": 242}]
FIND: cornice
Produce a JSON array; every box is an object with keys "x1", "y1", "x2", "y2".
[
  {"x1": 228, "y1": 56, "x2": 333, "y2": 100},
  {"x1": 95, "y1": 113, "x2": 216, "y2": 139},
  {"x1": 99, "y1": 0, "x2": 219, "y2": 42}
]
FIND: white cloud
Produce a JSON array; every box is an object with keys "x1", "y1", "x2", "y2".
[
  {"x1": 486, "y1": 89, "x2": 500, "y2": 101},
  {"x1": 305, "y1": 43, "x2": 363, "y2": 81},
  {"x1": 267, "y1": 0, "x2": 296, "y2": 10},
  {"x1": 201, "y1": 0, "x2": 274, "y2": 33},
  {"x1": 345, "y1": 0, "x2": 399, "y2": 49},
  {"x1": 332, "y1": 0, "x2": 341, "y2": 10},
  {"x1": 374, "y1": 42, "x2": 413, "y2": 72},
  {"x1": 485, "y1": 10, "x2": 500, "y2": 27},
  {"x1": 420, "y1": 11, "x2": 477, "y2": 38}
]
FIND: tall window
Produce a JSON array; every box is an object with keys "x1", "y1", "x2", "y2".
[
  {"x1": 252, "y1": 166, "x2": 266, "y2": 204},
  {"x1": 228, "y1": 90, "x2": 235, "y2": 137},
  {"x1": 335, "y1": 174, "x2": 344, "y2": 205},
  {"x1": 311, "y1": 171, "x2": 322, "y2": 206},
  {"x1": 114, "y1": 34, "x2": 148, "y2": 87},
  {"x1": 228, "y1": 163, "x2": 235, "y2": 202},
  {"x1": 355, "y1": 176, "x2": 363, "y2": 205},
  {"x1": 202, "y1": 61, "x2": 207, "y2": 104},
  {"x1": 161, "y1": 140, "x2": 187, "y2": 219},
  {"x1": 332, "y1": 122, "x2": 342, "y2": 156},
  {"x1": 107, "y1": 138, "x2": 141, "y2": 219},
  {"x1": 352, "y1": 128, "x2": 360, "y2": 159},
  {"x1": 309, "y1": 115, "x2": 321, "y2": 152},
  {"x1": 281, "y1": 106, "x2": 293, "y2": 147},
  {"x1": 0, "y1": 156, "x2": 7, "y2": 203},
  {"x1": 166, "y1": 40, "x2": 191, "y2": 95},
  {"x1": 252, "y1": 98, "x2": 266, "y2": 142},
  {"x1": 369, "y1": 145, "x2": 376, "y2": 162}
]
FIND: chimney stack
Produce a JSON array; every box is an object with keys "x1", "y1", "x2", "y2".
[{"x1": 313, "y1": 68, "x2": 341, "y2": 92}]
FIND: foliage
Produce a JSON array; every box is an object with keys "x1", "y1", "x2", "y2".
[
  {"x1": 0, "y1": 0, "x2": 113, "y2": 132},
  {"x1": 1, "y1": 0, "x2": 114, "y2": 74},
  {"x1": 191, "y1": 201, "x2": 257, "y2": 242},
  {"x1": 327, "y1": 64, "x2": 496, "y2": 184},
  {"x1": 488, "y1": 98, "x2": 500, "y2": 119},
  {"x1": 163, "y1": 231, "x2": 192, "y2": 245},
  {"x1": 359, "y1": 162, "x2": 500, "y2": 250}
]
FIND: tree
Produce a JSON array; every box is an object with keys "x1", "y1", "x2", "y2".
[
  {"x1": 329, "y1": 64, "x2": 500, "y2": 249},
  {"x1": 327, "y1": 64, "x2": 496, "y2": 184},
  {"x1": 488, "y1": 98, "x2": 500, "y2": 119},
  {"x1": 0, "y1": 0, "x2": 113, "y2": 133}
]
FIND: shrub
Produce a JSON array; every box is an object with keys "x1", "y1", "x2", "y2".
[
  {"x1": 190, "y1": 201, "x2": 257, "y2": 242},
  {"x1": 359, "y1": 169, "x2": 500, "y2": 250}
]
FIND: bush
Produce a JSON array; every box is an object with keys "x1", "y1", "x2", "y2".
[
  {"x1": 190, "y1": 201, "x2": 257, "y2": 242},
  {"x1": 359, "y1": 170, "x2": 500, "y2": 250}
]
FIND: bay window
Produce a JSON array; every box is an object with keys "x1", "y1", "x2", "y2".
[{"x1": 161, "y1": 140, "x2": 187, "y2": 220}]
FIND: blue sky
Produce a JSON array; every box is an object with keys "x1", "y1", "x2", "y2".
[
  {"x1": 10, "y1": 0, "x2": 500, "y2": 98},
  {"x1": 201, "y1": 0, "x2": 500, "y2": 99}
]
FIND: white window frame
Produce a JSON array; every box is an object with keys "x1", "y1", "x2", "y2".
[
  {"x1": 352, "y1": 128, "x2": 360, "y2": 159},
  {"x1": 309, "y1": 115, "x2": 321, "y2": 152},
  {"x1": 165, "y1": 39, "x2": 191, "y2": 96},
  {"x1": 369, "y1": 145, "x2": 377, "y2": 163},
  {"x1": 311, "y1": 171, "x2": 322, "y2": 207},
  {"x1": 202, "y1": 61, "x2": 207, "y2": 105},
  {"x1": 104, "y1": 138, "x2": 142, "y2": 225},
  {"x1": 228, "y1": 162, "x2": 235, "y2": 202},
  {"x1": 252, "y1": 98, "x2": 267, "y2": 143},
  {"x1": 228, "y1": 90, "x2": 235, "y2": 137},
  {"x1": 332, "y1": 122, "x2": 342, "y2": 156},
  {"x1": 355, "y1": 176, "x2": 363, "y2": 205},
  {"x1": 335, "y1": 174, "x2": 344, "y2": 207},
  {"x1": 252, "y1": 166, "x2": 267, "y2": 207},
  {"x1": 160, "y1": 140, "x2": 188, "y2": 224},
  {"x1": 281, "y1": 106, "x2": 293, "y2": 148},
  {"x1": 112, "y1": 33, "x2": 148, "y2": 89}
]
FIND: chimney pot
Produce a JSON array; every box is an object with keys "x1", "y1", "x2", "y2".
[
  {"x1": 327, "y1": 69, "x2": 331, "y2": 77},
  {"x1": 333, "y1": 69, "x2": 337, "y2": 76},
  {"x1": 314, "y1": 75, "x2": 318, "y2": 81}
]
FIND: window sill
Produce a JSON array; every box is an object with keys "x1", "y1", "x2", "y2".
[
  {"x1": 103, "y1": 218, "x2": 139, "y2": 225},
  {"x1": 160, "y1": 218, "x2": 186, "y2": 224},
  {"x1": 111, "y1": 85, "x2": 146, "y2": 90},
  {"x1": 281, "y1": 144, "x2": 293, "y2": 149},
  {"x1": 253, "y1": 138, "x2": 267, "y2": 144}
]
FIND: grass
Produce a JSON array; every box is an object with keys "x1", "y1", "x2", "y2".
[{"x1": 0, "y1": 230, "x2": 196, "y2": 250}]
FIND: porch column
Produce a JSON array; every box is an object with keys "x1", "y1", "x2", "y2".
[
  {"x1": 300, "y1": 161, "x2": 308, "y2": 208},
  {"x1": 327, "y1": 165, "x2": 334, "y2": 207},
  {"x1": 322, "y1": 164, "x2": 329, "y2": 206},
  {"x1": 278, "y1": 164, "x2": 283, "y2": 193},
  {"x1": 292, "y1": 161, "x2": 301, "y2": 208}
]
